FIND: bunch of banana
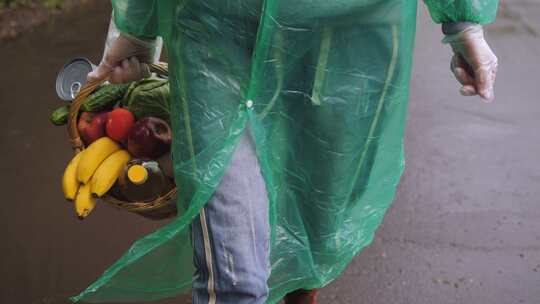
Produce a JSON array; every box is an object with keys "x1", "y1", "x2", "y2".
[{"x1": 62, "y1": 137, "x2": 131, "y2": 219}]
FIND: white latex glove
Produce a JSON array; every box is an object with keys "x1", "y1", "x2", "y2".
[
  {"x1": 87, "y1": 33, "x2": 157, "y2": 83},
  {"x1": 444, "y1": 24, "x2": 498, "y2": 102}
]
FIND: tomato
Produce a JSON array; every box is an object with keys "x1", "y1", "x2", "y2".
[{"x1": 106, "y1": 108, "x2": 135, "y2": 143}]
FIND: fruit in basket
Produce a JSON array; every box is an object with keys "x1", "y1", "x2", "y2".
[
  {"x1": 90, "y1": 149, "x2": 131, "y2": 196},
  {"x1": 75, "y1": 183, "x2": 96, "y2": 220},
  {"x1": 77, "y1": 112, "x2": 93, "y2": 143},
  {"x1": 78, "y1": 111, "x2": 109, "y2": 145},
  {"x1": 77, "y1": 137, "x2": 121, "y2": 183},
  {"x1": 127, "y1": 117, "x2": 172, "y2": 158},
  {"x1": 106, "y1": 108, "x2": 135, "y2": 143},
  {"x1": 62, "y1": 151, "x2": 84, "y2": 200}
]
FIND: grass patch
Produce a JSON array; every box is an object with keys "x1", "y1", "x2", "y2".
[{"x1": 1, "y1": 0, "x2": 66, "y2": 9}]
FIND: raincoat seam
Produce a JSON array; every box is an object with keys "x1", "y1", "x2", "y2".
[
  {"x1": 311, "y1": 26, "x2": 333, "y2": 106},
  {"x1": 347, "y1": 24, "x2": 399, "y2": 200}
]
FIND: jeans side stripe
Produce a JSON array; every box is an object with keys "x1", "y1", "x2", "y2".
[{"x1": 199, "y1": 209, "x2": 217, "y2": 304}]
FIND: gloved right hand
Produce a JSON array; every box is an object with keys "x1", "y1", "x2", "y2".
[{"x1": 87, "y1": 34, "x2": 158, "y2": 83}]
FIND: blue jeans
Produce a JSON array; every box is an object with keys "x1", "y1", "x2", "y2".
[{"x1": 191, "y1": 131, "x2": 270, "y2": 304}]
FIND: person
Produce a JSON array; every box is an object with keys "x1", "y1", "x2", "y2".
[{"x1": 75, "y1": 1, "x2": 498, "y2": 304}]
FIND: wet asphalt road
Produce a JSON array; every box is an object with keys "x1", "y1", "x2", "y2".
[{"x1": 0, "y1": 1, "x2": 539, "y2": 304}]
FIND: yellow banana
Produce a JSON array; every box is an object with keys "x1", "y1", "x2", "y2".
[
  {"x1": 62, "y1": 151, "x2": 84, "y2": 200},
  {"x1": 77, "y1": 137, "x2": 120, "y2": 183},
  {"x1": 90, "y1": 149, "x2": 131, "y2": 196},
  {"x1": 75, "y1": 183, "x2": 97, "y2": 220}
]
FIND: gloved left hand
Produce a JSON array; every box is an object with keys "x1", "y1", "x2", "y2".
[
  {"x1": 444, "y1": 24, "x2": 498, "y2": 102},
  {"x1": 87, "y1": 34, "x2": 158, "y2": 83}
]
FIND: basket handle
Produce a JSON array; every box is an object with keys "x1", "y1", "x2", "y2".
[{"x1": 67, "y1": 62, "x2": 169, "y2": 153}]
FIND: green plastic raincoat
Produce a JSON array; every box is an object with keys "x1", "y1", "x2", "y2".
[{"x1": 72, "y1": 0, "x2": 498, "y2": 303}]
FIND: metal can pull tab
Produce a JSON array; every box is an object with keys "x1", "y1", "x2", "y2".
[{"x1": 55, "y1": 57, "x2": 95, "y2": 101}]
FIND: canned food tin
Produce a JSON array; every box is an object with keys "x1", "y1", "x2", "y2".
[{"x1": 55, "y1": 57, "x2": 95, "y2": 101}]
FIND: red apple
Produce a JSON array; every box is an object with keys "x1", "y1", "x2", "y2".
[
  {"x1": 106, "y1": 108, "x2": 135, "y2": 143},
  {"x1": 78, "y1": 112, "x2": 108, "y2": 145},
  {"x1": 127, "y1": 117, "x2": 172, "y2": 159}
]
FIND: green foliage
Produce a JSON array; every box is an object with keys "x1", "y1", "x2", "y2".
[{"x1": 1, "y1": 0, "x2": 65, "y2": 9}]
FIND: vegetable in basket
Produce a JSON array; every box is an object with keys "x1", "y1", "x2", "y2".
[
  {"x1": 106, "y1": 108, "x2": 135, "y2": 143},
  {"x1": 80, "y1": 83, "x2": 130, "y2": 112},
  {"x1": 121, "y1": 78, "x2": 170, "y2": 123},
  {"x1": 50, "y1": 105, "x2": 70, "y2": 126}
]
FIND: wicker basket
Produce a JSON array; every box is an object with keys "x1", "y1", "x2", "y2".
[{"x1": 67, "y1": 62, "x2": 177, "y2": 220}]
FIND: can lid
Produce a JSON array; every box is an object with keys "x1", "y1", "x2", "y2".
[
  {"x1": 128, "y1": 165, "x2": 148, "y2": 185},
  {"x1": 55, "y1": 57, "x2": 94, "y2": 101}
]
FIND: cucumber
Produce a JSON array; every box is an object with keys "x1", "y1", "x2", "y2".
[
  {"x1": 50, "y1": 105, "x2": 70, "y2": 126},
  {"x1": 81, "y1": 83, "x2": 130, "y2": 112}
]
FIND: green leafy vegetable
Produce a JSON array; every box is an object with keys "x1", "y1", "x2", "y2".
[{"x1": 122, "y1": 78, "x2": 170, "y2": 123}]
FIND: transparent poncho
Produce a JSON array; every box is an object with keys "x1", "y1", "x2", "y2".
[{"x1": 72, "y1": 0, "x2": 498, "y2": 302}]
